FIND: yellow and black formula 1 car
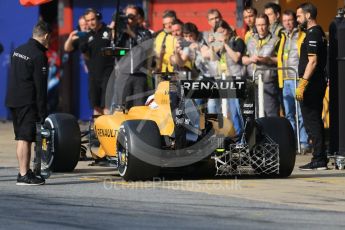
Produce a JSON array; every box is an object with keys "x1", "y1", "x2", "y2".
[{"x1": 34, "y1": 73, "x2": 296, "y2": 181}]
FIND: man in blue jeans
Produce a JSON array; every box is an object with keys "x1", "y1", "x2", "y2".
[{"x1": 277, "y1": 9, "x2": 311, "y2": 153}]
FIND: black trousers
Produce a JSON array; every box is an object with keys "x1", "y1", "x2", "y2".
[
  {"x1": 114, "y1": 72, "x2": 148, "y2": 109},
  {"x1": 263, "y1": 80, "x2": 280, "y2": 117},
  {"x1": 300, "y1": 76, "x2": 327, "y2": 162},
  {"x1": 252, "y1": 77, "x2": 280, "y2": 117}
]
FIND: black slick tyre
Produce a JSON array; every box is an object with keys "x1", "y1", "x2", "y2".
[
  {"x1": 44, "y1": 113, "x2": 81, "y2": 172},
  {"x1": 117, "y1": 120, "x2": 161, "y2": 181}
]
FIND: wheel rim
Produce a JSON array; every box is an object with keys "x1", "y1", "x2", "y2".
[
  {"x1": 117, "y1": 130, "x2": 129, "y2": 177},
  {"x1": 42, "y1": 117, "x2": 55, "y2": 170}
]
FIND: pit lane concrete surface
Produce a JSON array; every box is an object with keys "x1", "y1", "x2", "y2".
[{"x1": 1, "y1": 121, "x2": 345, "y2": 229}]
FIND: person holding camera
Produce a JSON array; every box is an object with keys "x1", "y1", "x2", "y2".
[
  {"x1": 116, "y1": 5, "x2": 152, "y2": 48},
  {"x1": 113, "y1": 5, "x2": 152, "y2": 110},
  {"x1": 64, "y1": 15, "x2": 89, "y2": 53},
  {"x1": 208, "y1": 20, "x2": 246, "y2": 138},
  {"x1": 79, "y1": 8, "x2": 114, "y2": 115},
  {"x1": 64, "y1": 15, "x2": 90, "y2": 81},
  {"x1": 5, "y1": 21, "x2": 51, "y2": 185},
  {"x1": 171, "y1": 22, "x2": 212, "y2": 82}
]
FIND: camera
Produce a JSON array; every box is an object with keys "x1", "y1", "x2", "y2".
[
  {"x1": 112, "y1": 12, "x2": 128, "y2": 35},
  {"x1": 179, "y1": 39, "x2": 192, "y2": 49},
  {"x1": 76, "y1": 31, "x2": 87, "y2": 38},
  {"x1": 211, "y1": 32, "x2": 224, "y2": 49},
  {"x1": 112, "y1": 12, "x2": 137, "y2": 39}
]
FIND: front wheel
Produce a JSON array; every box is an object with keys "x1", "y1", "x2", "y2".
[
  {"x1": 43, "y1": 113, "x2": 81, "y2": 172},
  {"x1": 117, "y1": 120, "x2": 161, "y2": 181}
]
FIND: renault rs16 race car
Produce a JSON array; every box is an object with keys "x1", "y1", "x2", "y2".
[{"x1": 34, "y1": 72, "x2": 296, "y2": 181}]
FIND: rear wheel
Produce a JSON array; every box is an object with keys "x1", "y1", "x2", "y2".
[
  {"x1": 44, "y1": 113, "x2": 81, "y2": 172},
  {"x1": 117, "y1": 120, "x2": 160, "y2": 181},
  {"x1": 254, "y1": 117, "x2": 296, "y2": 177}
]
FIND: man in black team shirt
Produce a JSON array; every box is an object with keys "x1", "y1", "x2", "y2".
[
  {"x1": 296, "y1": 3, "x2": 328, "y2": 170},
  {"x1": 5, "y1": 21, "x2": 51, "y2": 185},
  {"x1": 80, "y1": 8, "x2": 114, "y2": 115}
]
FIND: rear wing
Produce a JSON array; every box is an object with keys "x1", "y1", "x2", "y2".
[{"x1": 180, "y1": 79, "x2": 246, "y2": 99}]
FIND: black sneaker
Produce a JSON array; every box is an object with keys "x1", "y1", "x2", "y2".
[
  {"x1": 16, "y1": 169, "x2": 45, "y2": 185},
  {"x1": 299, "y1": 161, "x2": 328, "y2": 171}
]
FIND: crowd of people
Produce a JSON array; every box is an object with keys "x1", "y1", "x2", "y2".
[{"x1": 5, "y1": 2, "x2": 330, "y2": 185}]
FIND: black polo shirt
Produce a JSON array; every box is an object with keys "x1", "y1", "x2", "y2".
[
  {"x1": 80, "y1": 23, "x2": 114, "y2": 80},
  {"x1": 298, "y1": 25, "x2": 327, "y2": 78},
  {"x1": 5, "y1": 38, "x2": 48, "y2": 119},
  {"x1": 72, "y1": 38, "x2": 90, "y2": 69}
]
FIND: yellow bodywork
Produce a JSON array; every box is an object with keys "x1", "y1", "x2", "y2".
[
  {"x1": 93, "y1": 81, "x2": 236, "y2": 158},
  {"x1": 93, "y1": 81, "x2": 174, "y2": 158}
]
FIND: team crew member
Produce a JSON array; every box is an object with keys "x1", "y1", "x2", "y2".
[
  {"x1": 277, "y1": 10, "x2": 310, "y2": 153},
  {"x1": 242, "y1": 14, "x2": 280, "y2": 117},
  {"x1": 64, "y1": 15, "x2": 90, "y2": 79},
  {"x1": 296, "y1": 3, "x2": 328, "y2": 170},
  {"x1": 80, "y1": 8, "x2": 114, "y2": 115},
  {"x1": 154, "y1": 10, "x2": 176, "y2": 72},
  {"x1": 243, "y1": 6, "x2": 257, "y2": 44},
  {"x1": 113, "y1": 5, "x2": 152, "y2": 110},
  {"x1": 5, "y1": 21, "x2": 51, "y2": 185},
  {"x1": 264, "y1": 2, "x2": 283, "y2": 38},
  {"x1": 203, "y1": 9, "x2": 223, "y2": 46}
]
